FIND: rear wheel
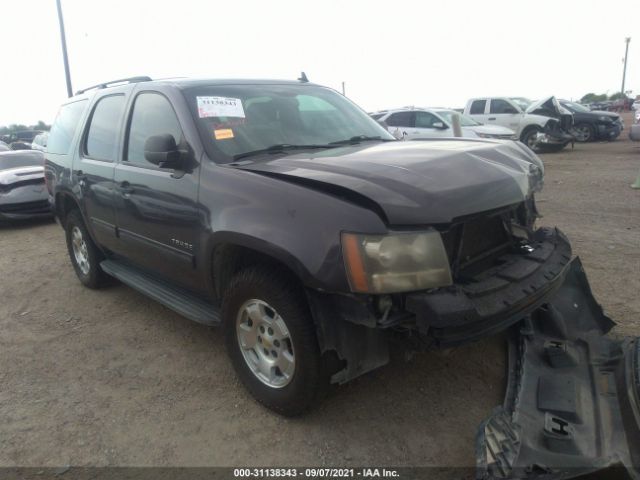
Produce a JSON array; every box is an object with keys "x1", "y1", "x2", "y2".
[
  {"x1": 65, "y1": 209, "x2": 109, "y2": 288},
  {"x1": 222, "y1": 266, "x2": 327, "y2": 416},
  {"x1": 574, "y1": 123, "x2": 595, "y2": 142}
]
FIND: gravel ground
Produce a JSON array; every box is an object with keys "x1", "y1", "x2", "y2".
[{"x1": 1, "y1": 114, "x2": 638, "y2": 469}]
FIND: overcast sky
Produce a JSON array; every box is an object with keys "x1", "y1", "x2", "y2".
[{"x1": 1, "y1": 0, "x2": 638, "y2": 126}]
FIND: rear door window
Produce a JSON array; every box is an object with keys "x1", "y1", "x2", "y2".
[
  {"x1": 385, "y1": 111, "x2": 415, "y2": 127},
  {"x1": 47, "y1": 100, "x2": 88, "y2": 154},
  {"x1": 84, "y1": 95, "x2": 126, "y2": 162}
]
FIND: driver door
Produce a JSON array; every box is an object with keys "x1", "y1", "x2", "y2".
[
  {"x1": 112, "y1": 91, "x2": 201, "y2": 291},
  {"x1": 412, "y1": 111, "x2": 451, "y2": 138},
  {"x1": 487, "y1": 99, "x2": 522, "y2": 131}
]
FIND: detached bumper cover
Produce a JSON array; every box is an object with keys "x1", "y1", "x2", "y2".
[
  {"x1": 406, "y1": 228, "x2": 572, "y2": 347},
  {"x1": 477, "y1": 257, "x2": 640, "y2": 479}
]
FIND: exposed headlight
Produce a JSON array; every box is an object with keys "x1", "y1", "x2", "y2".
[{"x1": 341, "y1": 231, "x2": 452, "y2": 293}]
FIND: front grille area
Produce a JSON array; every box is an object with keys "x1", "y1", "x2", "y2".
[
  {"x1": 0, "y1": 199, "x2": 50, "y2": 214},
  {"x1": 441, "y1": 213, "x2": 514, "y2": 279}
]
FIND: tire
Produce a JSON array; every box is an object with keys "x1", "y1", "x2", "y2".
[
  {"x1": 65, "y1": 209, "x2": 109, "y2": 288},
  {"x1": 520, "y1": 126, "x2": 543, "y2": 151},
  {"x1": 574, "y1": 123, "x2": 595, "y2": 142},
  {"x1": 222, "y1": 266, "x2": 326, "y2": 416}
]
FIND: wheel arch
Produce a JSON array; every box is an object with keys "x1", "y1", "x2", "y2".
[
  {"x1": 208, "y1": 232, "x2": 318, "y2": 303},
  {"x1": 55, "y1": 190, "x2": 82, "y2": 227},
  {"x1": 519, "y1": 123, "x2": 543, "y2": 142}
]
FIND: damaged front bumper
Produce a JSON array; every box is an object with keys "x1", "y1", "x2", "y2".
[
  {"x1": 405, "y1": 228, "x2": 572, "y2": 348},
  {"x1": 477, "y1": 257, "x2": 640, "y2": 479}
]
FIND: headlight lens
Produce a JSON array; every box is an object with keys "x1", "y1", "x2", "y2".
[
  {"x1": 598, "y1": 116, "x2": 612, "y2": 122},
  {"x1": 342, "y1": 231, "x2": 452, "y2": 293}
]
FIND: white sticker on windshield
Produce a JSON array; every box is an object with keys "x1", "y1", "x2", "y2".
[{"x1": 197, "y1": 96, "x2": 245, "y2": 118}]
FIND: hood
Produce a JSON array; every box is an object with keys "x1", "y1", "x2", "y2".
[
  {"x1": 589, "y1": 110, "x2": 619, "y2": 119},
  {"x1": 235, "y1": 140, "x2": 544, "y2": 225},
  {"x1": 466, "y1": 124, "x2": 516, "y2": 135},
  {"x1": 0, "y1": 149, "x2": 44, "y2": 170},
  {"x1": 525, "y1": 96, "x2": 572, "y2": 118}
]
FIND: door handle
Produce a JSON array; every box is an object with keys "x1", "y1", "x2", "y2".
[
  {"x1": 488, "y1": 117, "x2": 496, "y2": 120},
  {"x1": 119, "y1": 181, "x2": 134, "y2": 196},
  {"x1": 74, "y1": 170, "x2": 86, "y2": 187}
]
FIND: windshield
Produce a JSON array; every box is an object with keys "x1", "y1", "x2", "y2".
[
  {"x1": 434, "y1": 109, "x2": 480, "y2": 127},
  {"x1": 184, "y1": 84, "x2": 394, "y2": 163},
  {"x1": 509, "y1": 97, "x2": 532, "y2": 111},
  {"x1": 561, "y1": 101, "x2": 590, "y2": 113}
]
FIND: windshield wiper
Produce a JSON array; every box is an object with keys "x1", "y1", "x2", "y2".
[
  {"x1": 233, "y1": 144, "x2": 333, "y2": 161},
  {"x1": 329, "y1": 135, "x2": 394, "y2": 145}
]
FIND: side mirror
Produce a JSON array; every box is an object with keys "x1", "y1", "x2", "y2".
[
  {"x1": 432, "y1": 121, "x2": 446, "y2": 129},
  {"x1": 144, "y1": 134, "x2": 182, "y2": 169}
]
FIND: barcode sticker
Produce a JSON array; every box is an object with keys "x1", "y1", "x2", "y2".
[{"x1": 197, "y1": 96, "x2": 245, "y2": 118}]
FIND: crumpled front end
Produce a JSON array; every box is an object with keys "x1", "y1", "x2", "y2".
[
  {"x1": 0, "y1": 166, "x2": 51, "y2": 220},
  {"x1": 477, "y1": 258, "x2": 640, "y2": 479}
]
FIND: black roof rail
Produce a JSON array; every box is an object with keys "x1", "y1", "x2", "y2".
[{"x1": 75, "y1": 76, "x2": 152, "y2": 95}]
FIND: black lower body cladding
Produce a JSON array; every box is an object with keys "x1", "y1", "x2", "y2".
[
  {"x1": 477, "y1": 258, "x2": 640, "y2": 479},
  {"x1": 405, "y1": 227, "x2": 572, "y2": 347}
]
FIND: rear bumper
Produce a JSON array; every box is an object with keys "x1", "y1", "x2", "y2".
[
  {"x1": 405, "y1": 227, "x2": 571, "y2": 347},
  {"x1": 477, "y1": 257, "x2": 640, "y2": 479}
]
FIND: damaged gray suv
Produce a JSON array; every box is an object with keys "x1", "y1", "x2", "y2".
[{"x1": 45, "y1": 77, "x2": 638, "y2": 478}]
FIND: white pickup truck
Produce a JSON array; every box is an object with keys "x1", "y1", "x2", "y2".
[{"x1": 463, "y1": 96, "x2": 573, "y2": 152}]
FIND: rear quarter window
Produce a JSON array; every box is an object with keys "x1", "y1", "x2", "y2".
[{"x1": 47, "y1": 99, "x2": 88, "y2": 154}]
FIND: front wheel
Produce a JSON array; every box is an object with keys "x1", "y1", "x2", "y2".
[
  {"x1": 222, "y1": 266, "x2": 327, "y2": 416},
  {"x1": 574, "y1": 123, "x2": 595, "y2": 142},
  {"x1": 520, "y1": 126, "x2": 543, "y2": 152}
]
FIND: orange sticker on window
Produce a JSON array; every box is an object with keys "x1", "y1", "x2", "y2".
[{"x1": 214, "y1": 128, "x2": 234, "y2": 140}]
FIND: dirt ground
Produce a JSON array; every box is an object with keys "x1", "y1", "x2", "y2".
[{"x1": 1, "y1": 114, "x2": 639, "y2": 469}]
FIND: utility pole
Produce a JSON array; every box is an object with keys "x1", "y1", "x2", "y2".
[
  {"x1": 341, "y1": 81, "x2": 346, "y2": 96},
  {"x1": 621, "y1": 37, "x2": 631, "y2": 96},
  {"x1": 56, "y1": 0, "x2": 73, "y2": 97}
]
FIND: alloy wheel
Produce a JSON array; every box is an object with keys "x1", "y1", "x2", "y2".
[{"x1": 236, "y1": 299, "x2": 295, "y2": 388}]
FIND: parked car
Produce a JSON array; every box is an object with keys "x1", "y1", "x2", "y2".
[
  {"x1": 371, "y1": 107, "x2": 516, "y2": 140},
  {"x1": 588, "y1": 100, "x2": 613, "y2": 111},
  {"x1": 44, "y1": 76, "x2": 639, "y2": 477},
  {"x1": 0, "y1": 149, "x2": 51, "y2": 221},
  {"x1": 0, "y1": 140, "x2": 10, "y2": 152},
  {"x1": 2, "y1": 129, "x2": 43, "y2": 149},
  {"x1": 632, "y1": 98, "x2": 640, "y2": 111},
  {"x1": 559, "y1": 100, "x2": 623, "y2": 142},
  {"x1": 463, "y1": 96, "x2": 574, "y2": 152},
  {"x1": 31, "y1": 132, "x2": 48, "y2": 152}
]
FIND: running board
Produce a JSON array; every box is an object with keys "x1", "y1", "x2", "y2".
[{"x1": 100, "y1": 259, "x2": 221, "y2": 326}]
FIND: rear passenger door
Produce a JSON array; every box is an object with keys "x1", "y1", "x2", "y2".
[
  {"x1": 74, "y1": 94, "x2": 125, "y2": 252},
  {"x1": 112, "y1": 91, "x2": 201, "y2": 290}
]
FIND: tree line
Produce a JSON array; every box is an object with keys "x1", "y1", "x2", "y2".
[
  {"x1": 0, "y1": 121, "x2": 51, "y2": 135},
  {"x1": 580, "y1": 92, "x2": 629, "y2": 104}
]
